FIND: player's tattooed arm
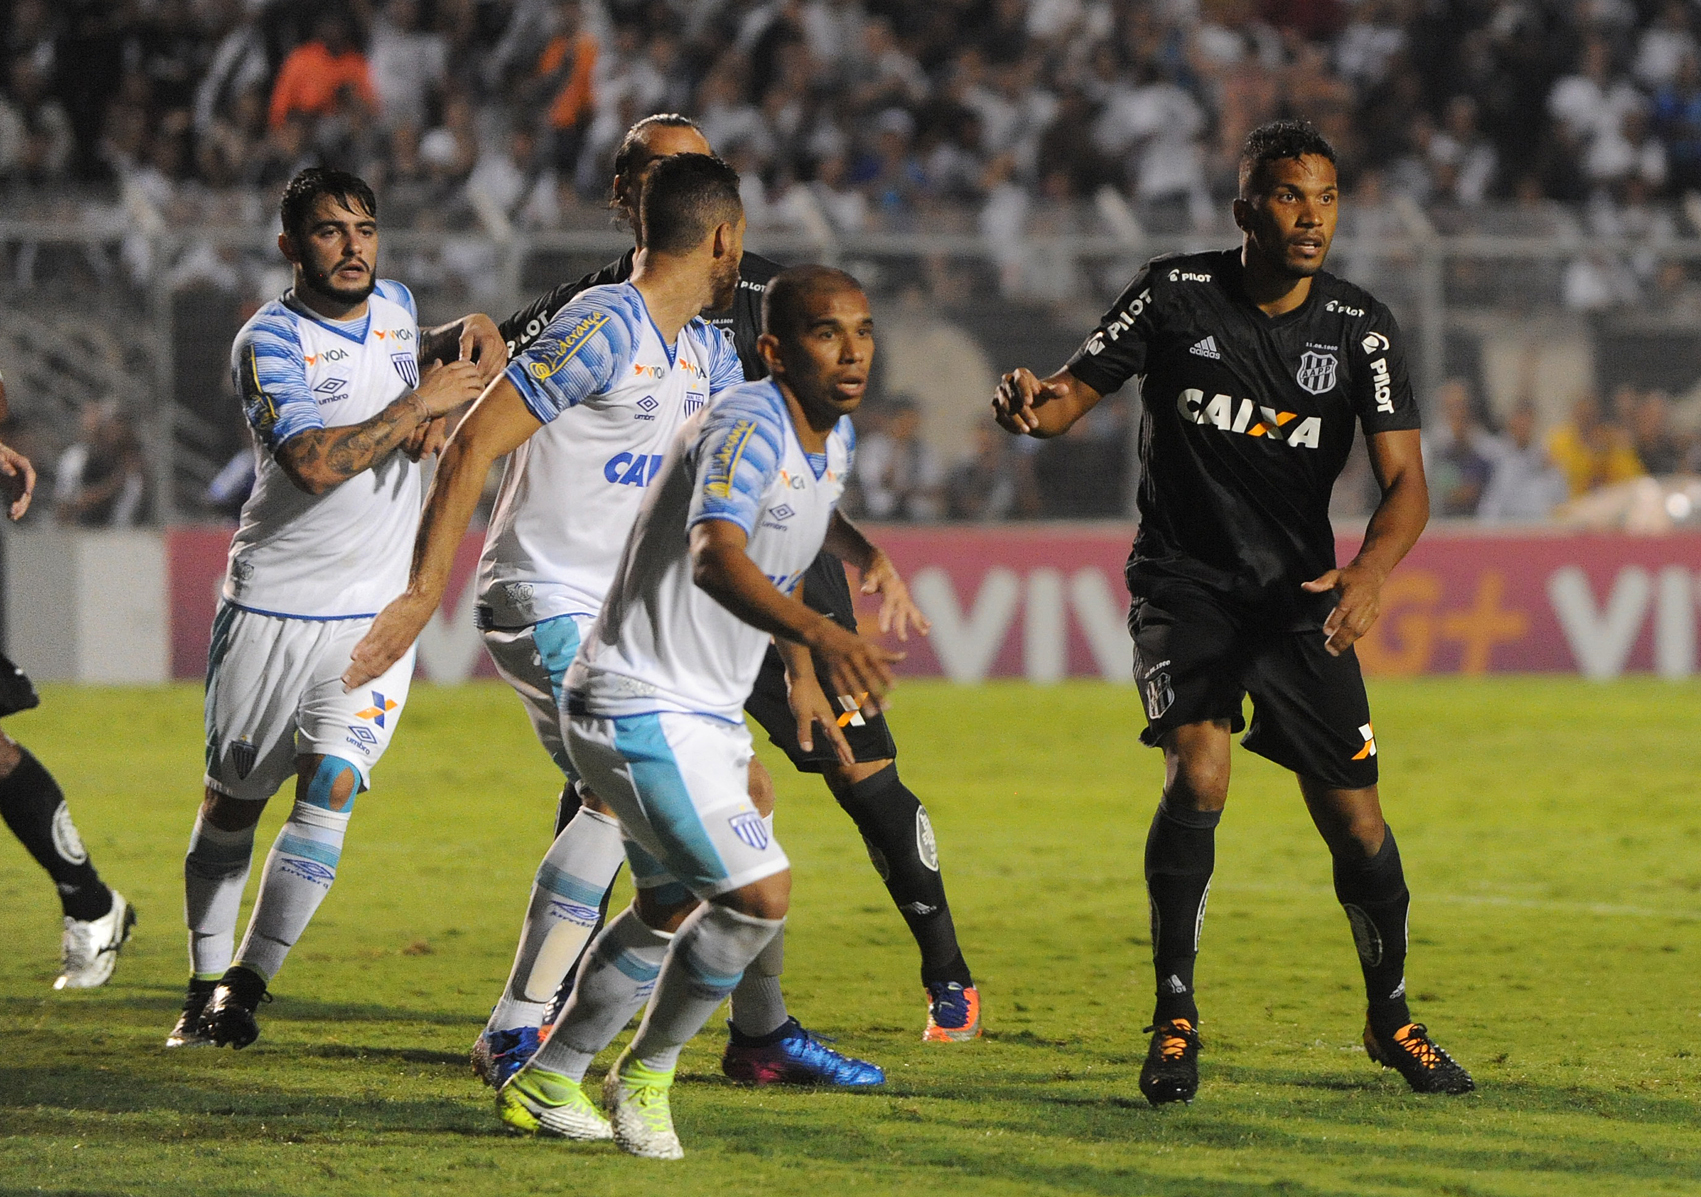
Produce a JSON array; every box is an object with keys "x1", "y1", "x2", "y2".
[
  {"x1": 992, "y1": 367, "x2": 1104, "y2": 438},
  {"x1": 343, "y1": 378, "x2": 544, "y2": 689},
  {"x1": 691, "y1": 518, "x2": 902, "y2": 711},
  {"x1": 822, "y1": 511, "x2": 929, "y2": 641},
  {"x1": 419, "y1": 313, "x2": 509, "y2": 383},
  {"x1": 275, "y1": 359, "x2": 486, "y2": 495},
  {"x1": 1303, "y1": 428, "x2": 1429, "y2": 656}
]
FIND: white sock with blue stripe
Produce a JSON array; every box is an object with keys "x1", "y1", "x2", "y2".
[
  {"x1": 530, "y1": 906, "x2": 674, "y2": 1081},
  {"x1": 489, "y1": 806, "x2": 626, "y2": 1032},
  {"x1": 630, "y1": 903, "x2": 784, "y2": 1074},
  {"x1": 234, "y1": 798, "x2": 351, "y2": 981}
]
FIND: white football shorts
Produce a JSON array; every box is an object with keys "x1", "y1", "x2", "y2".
[
  {"x1": 565, "y1": 710, "x2": 789, "y2": 900},
  {"x1": 481, "y1": 613, "x2": 594, "y2": 777},
  {"x1": 203, "y1": 602, "x2": 416, "y2": 802}
]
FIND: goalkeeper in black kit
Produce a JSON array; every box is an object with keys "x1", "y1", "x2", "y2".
[{"x1": 994, "y1": 120, "x2": 1472, "y2": 1103}]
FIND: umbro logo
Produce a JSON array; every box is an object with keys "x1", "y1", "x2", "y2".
[{"x1": 1190, "y1": 337, "x2": 1221, "y2": 360}]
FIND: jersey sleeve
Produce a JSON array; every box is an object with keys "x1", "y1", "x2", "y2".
[
  {"x1": 687, "y1": 393, "x2": 786, "y2": 537},
  {"x1": 373, "y1": 278, "x2": 418, "y2": 324},
  {"x1": 1064, "y1": 262, "x2": 1161, "y2": 397},
  {"x1": 232, "y1": 312, "x2": 323, "y2": 451},
  {"x1": 1351, "y1": 303, "x2": 1421, "y2": 434},
  {"x1": 499, "y1": 256, "x2": 628, "y2": 357},
  {"x1": 703, "y1": 322, "x2": 746, "y2": 395},
  {"x1": 502, "y1": 295, "x2": 636, "y2": 425}
]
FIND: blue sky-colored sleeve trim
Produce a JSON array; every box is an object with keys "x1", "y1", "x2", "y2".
[
  {"x1": 503, "y1": 291, "x2": 635, "y2": 425},
  {"x1": 233, "y1": 310, "x2": 323, "y2": 450},
  {"x1": 689, "y1": 385, "x2": 786, "y2": 536},
  {"x1": 374, "y1": 278, "x2": 417, "y2": 323}
]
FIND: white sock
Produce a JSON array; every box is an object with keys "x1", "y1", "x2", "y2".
[
  {"x1": 233, "y1": 800, "x2": 350, "y2": 981},
  {"x1": 183, "y1": 814, "x2": 256, "y2": 980},
  {"x1": 729, "y1": 971, "x2": 789, "y2": 1038},
  {"x1": 489, "y1": 807, "x2": 625, "y2": 1032},
  {"x1": 629, "y1": 903, "x2": 784, "y2": 1074},
  {"x1": 531, "y1": 906, "x2": 673, "y2": 1081}
]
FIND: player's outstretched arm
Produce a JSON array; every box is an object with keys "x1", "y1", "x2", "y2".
[
  {"x1": 992, "y1": 367, "x2": 1103, "y2": 438},
  {"x1": 1302, "y1": 428, "x2": 1429, "y2": 656},
  {"x1": 690, "y1": 518, "x2": 902, "y2": 710},
  {"x1": 343, "y1": 378, "x2": 543, "y2": 689},
  {"x1": 419, "y1": 313, "x2": 509, "y2": 383},
  {"x1": 822, "y1": 511, "x2": 930, "y2": 641},
  {"x1": 276, "y1": 358, "x2": 485, "y2": 495},
  {"x1": 773, "y1": 634, "x2": 856, "y2": 765}
]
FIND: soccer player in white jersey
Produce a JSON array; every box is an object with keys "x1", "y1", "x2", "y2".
[
  {"x1": 494, "y1": 265, "x2": 913, "y2": 1159},
  {"x1": 167, "y1": 168, "x2": 503, "y2": 1049},
  {"x1": 346, "y1": 154, "x2": 883, "y2": 1088}
]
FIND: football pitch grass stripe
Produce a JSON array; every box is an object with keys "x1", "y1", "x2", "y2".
[{"x1": 2, "y1": 678, "x2": 1700, "y2": 1196}]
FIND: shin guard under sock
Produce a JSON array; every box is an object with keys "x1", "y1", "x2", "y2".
[
  {"x1": 184, "y1": 813, "x2": 257, "y2": 978},
  {"x1": 834, "y1": 765, "x2": 972, "y2": 987},
  {"x1": 1333, "y1": 826, "x2": 1412, "y2": 1035},
  {"x1": 0, "y1": 749, "x2": 111, "y2": 920},
  {"x1": 629, "y1": 904, "x2": 783, "y2": 1074},
  {"x1": 534, "y1": 906, "x2": 675, "y2": 1082},
  {"x1": 1145, "y1": 801, "x2": 1219, "y2": 1025}
]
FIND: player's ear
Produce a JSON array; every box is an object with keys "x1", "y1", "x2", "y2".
[
  {"x1": 756, "y1": 332, "x2": 782, "y2": 375},
  {"x1": 1230, "y1": 196, "x2": 1251, "y2": 232},
  {"x1": 277, "y1": 231, "x2": 298, "y2": 264},
  {"x1": 711, "y1": 221, "x2": 735, "y2": 259}
]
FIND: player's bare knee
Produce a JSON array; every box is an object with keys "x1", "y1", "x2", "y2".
[
  {"x1": 0, "y1": 727, "x2": 23, "y2": 777},
  {"x1": 635, "y1": 886, "x2": 698, "y2": 933},
  {"x1": 580, "y1": 787, "x2": 615, "y2": 816},
  {"x1": 718, "y1": 870, "x2": 790, "y2": 921},
  {"x1": 202, "y1": 785, "x2": 266, "y2": 830},
  {"x1": 1302, "y1": 779, "x2": 1385, "y2": 858},
  {"x1": 1165, "y1": 754, "x2": 1230, "y2": 811},
  {"x1": 295, "y1": 754, "x2": 359, "y2": 811},
  {"x1": 746, "y1": 756, "x2": 775, "y2": 816}
]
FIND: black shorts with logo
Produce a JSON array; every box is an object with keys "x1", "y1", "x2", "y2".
[
  {"x1": 744, "y1": 551, "x2": 898, "y2": 773},
  {"x1": 1129, "y1": 578, "x2": 1378, "y2": 790}
]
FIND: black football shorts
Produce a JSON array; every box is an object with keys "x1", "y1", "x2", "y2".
[
  {"x1": 1128, "y1": 579, "x2": 1378, "y2": 790},
  {"x1": 744, "y1": 551, "x2": 898, "y2": 773}
]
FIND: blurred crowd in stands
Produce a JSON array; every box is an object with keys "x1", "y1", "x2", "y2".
[{"x1": 10, "y1": 0, "x2": 1701, "y2": 241}]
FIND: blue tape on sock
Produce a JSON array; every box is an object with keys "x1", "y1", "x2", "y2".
[{"x1": 304, "y1": 757, "x2": 359, "y2": 811}]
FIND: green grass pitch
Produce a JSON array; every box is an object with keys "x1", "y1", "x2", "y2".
[{"x1": 2, "y1": 678, "x2": 1700, "y2": 1196}]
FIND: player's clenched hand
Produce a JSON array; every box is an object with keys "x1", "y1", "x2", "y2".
[
  {"x1": 401, "y1": 415, "x2": 448, "y2": 462},
  {"x1": 413, "y1": 359, "x2": 486, "y2": 419},
  {"x1": 860, "y1": 549, "x2": 930, "y2": 641},
  {"x1": 1303, "y1": 562, "x2": 1386, "y2": 656},
  {"x1": 783, "y1": 658, "x2": 855, "y2": 766},
  {"x1": 992, "y1": 368, "x2": 1064, "y2": 435},
  {"x1": 0, "y1": 441, "x2": 36, "y2": 520},
  {"x1": 344, "y1": 592, "x2": 436, "y2": 690},
  {"x1": 808, "y1": 619, "x2": 902, "y2": 714},
  {"x1": 458, "y1": 314, "x2": 509, "y2": 383}
]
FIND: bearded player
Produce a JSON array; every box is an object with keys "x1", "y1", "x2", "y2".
[{"x1": 994, "y1": 120, "x2": 1472, "y2": 1104}]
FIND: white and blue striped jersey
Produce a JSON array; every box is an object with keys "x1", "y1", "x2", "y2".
[
  {"x1": 225, "y1": 280, "x2": 423, "y2": 619},
  {"x1": 476, "y1": 282, "x2": 744, "y2": 628},
  {"x1": 568, "y1": 379, "x2": 856, "y2": 723}
]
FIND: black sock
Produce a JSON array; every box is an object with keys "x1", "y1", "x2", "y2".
[
  {"x1": 0, "y1": 748, "x2": 111, "y2": 921},
  {"x1": 1333, "y1": 825, "x2": 1412, "y2": 1036},
  {"x1": 834, "y1": 764, "x2": 973, "y2": 988},
  {"x1": 1145, "y1": 801, "x2": 1219, "y2": 1026},
  {"x1": 553, "y1": 781, "x2": 581, "y2": 838}
]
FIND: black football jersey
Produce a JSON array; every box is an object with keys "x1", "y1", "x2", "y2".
[
  {"x1": 1066, "y1": 248, "x2": 1420, "y2": 619},
  {"x1": 499, "y1": 249, "x2": 782, "y2": 383}
]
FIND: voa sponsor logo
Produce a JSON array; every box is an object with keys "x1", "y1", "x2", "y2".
[
  {"x1": 604, "y1": 451, "x2": 665, "y2": 486},
  {"x1": 1177, "y1": 388, "x2": 1322, "y2": 448}
]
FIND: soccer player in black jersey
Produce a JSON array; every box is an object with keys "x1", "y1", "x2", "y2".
[
  {"x1": 493, "y1": 115, "x2": 980, "y2": 1057},
  {"x1": 994, "y1": 120, "x2": 1472, "y2": 1103},
  {"x1": 0, "y1": 370, "x2": 135, "y2": 989}
]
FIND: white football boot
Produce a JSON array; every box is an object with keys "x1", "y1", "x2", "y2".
[{"x1": 55, "y1": 890, "x2": 135, "y2": 990}]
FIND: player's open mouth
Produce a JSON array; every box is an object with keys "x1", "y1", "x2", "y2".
[
  {"x1": 1291, "y1": 239, "x2": 1323, "y2": 256},
  {"x1": 832, "y1": 375, "x2": 866, "y2": 399}
]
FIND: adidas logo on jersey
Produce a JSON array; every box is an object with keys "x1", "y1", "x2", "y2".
[{"x1": 1189, "y1": 337, "x2": 1221, "y2": 360}]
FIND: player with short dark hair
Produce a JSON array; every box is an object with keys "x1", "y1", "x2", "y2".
[
  {"x1": 0, "y1": 371, "x2": 134, "y2": 989},
  {"x1": 994, "y1": 119, "x2": 1472, "y2": 1103},
  {"x1": 494, "y1": 114, "x2": 982, "y2": 1063}
]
